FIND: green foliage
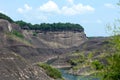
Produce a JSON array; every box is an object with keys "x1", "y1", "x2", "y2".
[
  {"x1": 11, "y1": 30, "x2": 24, "y2": 39},
  {"x1": 0, "y1": 13, "x2": 84, "y2": 32},
  {"x1": 102, "y1": 54, "x2": 120, "y2": 80},
  {"x1": 100, "y1": 36, "x2": 120, "y2": 80},
  {"x1": 98, "y1": 20, "x2": 120, "y2": 80},
  {"x1": 69, "y1": 53, "x2": 85, "y2": 66},
  {"x1": 110, "y1": 35, "x2": 120, "y2": 52},
  {"x1": 91, "y1": 60, "x2": 103, "y2": 70},
  {"x1": 15, "y1": 20, "x2": 84, "y2": 32},
  {"x1": 38, "y1": 63, "x2": 62, "y2": 79},
  {"x1": 15, "y1": 20, "x2": 32, "y2": 29},
  {"x1": 0, "y1": 13, "x2": 14, "y2": 22},
  {"x1": 87, "y1": 52, "x2": 93, "y2": 59},
  {"x1": 69, "y1": 59, "x2": 82, "y2": 66}
]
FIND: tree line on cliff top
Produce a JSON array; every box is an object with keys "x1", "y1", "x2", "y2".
[{"x1": 0, "y1": 13, "x2": 84, "y2": 32}]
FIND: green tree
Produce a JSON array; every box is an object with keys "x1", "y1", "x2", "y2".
[
  {"x1": 15, "y1": 21, "x2": 84, "y2": 32},
  {"x1": 99, "y1": 21, "x2": 120, "y2": 80},
  {"x1": 0, "y1": 13, "x2": 14, "y2": 22},
  {"x1": 91, "y1": 60, "x2": 103, "y2": 70}
]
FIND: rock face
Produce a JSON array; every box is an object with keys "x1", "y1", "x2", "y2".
[
  {"x1": 19, "y1": 24, "x2": 87, "y2": 63},
  {"x1": 0, "y1": 19, "x2": 12, "y2": 32},
  {"x1": 0, "y1": 19, "x2": 10, "y2": 47},
  {"x1": 0, "y1": 19, "x2": 88, "y2": 80},
  {"x1": 0, "y1": 49, "x2": 53, "y2": 80},
  {"x1": 23, "y1": 30, "x2": 87, "y2": 49},
  {"x1": 0, "y1": 19, "x2": 54, "y2": 80}
]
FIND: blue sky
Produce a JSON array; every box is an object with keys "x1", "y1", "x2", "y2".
[{"x1": 0, "y1": 0, "x2": 120, "y2": 36}]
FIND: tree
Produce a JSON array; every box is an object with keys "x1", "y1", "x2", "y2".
[
  {"x1": 95, "y1": 2, "x2": 120, "y2": 79},
  {"x1": 0, "y1": 13, "x2": 14, "y2": 22},
  {"x1": 99, "y1": 20, "x2": 120, "y2": 80},
  {"x1": 15, "y1": 21, "x2": 84, "y2": 32}
]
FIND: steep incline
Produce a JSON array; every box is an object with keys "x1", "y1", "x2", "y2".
[
  {"x1": 0, "y1": 19, "x2": 54, "y2": 80},
  {"x1": 22, "y1": 30, "x2": 87, "y2": 49}
]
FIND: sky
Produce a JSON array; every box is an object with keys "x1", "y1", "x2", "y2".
[{"x1": 0, "y1": 0, "x2": 120, "y2": 37}]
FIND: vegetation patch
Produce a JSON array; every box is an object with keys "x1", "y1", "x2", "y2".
[
  {"x1": 6, "y1": 31, "x2": 32, "y2": 47},
  {"x1": 37, "y1": 63, "x2": 63, "y2": 79},
  {"x1": 91, "y1": 60, "x2": 104, "y2": 70},
  {"x1": 0, "y1": 13, "x2": 14, "y2": 22},
  {"x1": 15, "y1": 20, "x2": 84, "y2": 32},
  {"x1": 11, "y1": 30, "x2": 24, "y2": 39}
]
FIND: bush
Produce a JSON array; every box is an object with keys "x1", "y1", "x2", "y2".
[
  {"x1": 38, "y1": 63, "x2": 62, "y2": 79},
  {"x1": 97, "y1": 18, "x2": 120, "y2": 80},
  {"x1": 92, "y1": 60, "x2": 103, "y2": 70},
  {"x1": 102, "y1": 54, "x2": 120, "y2": 80}
]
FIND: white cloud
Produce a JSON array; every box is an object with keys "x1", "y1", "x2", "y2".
[
  {"x1": 17, "y1": 4, "x2": 32, "y2": 13},
  {"x1": 104, "y1": 3, "x2": 115, "y2": 9},
  {"x1": 38, "y1": 1, "x2": 95, "y2": 16},
  {"x1": 16, "y1": 1, "x2": 95, "y2": 21},
  {"x1": 24, "y1": 4, "x2": 32, "y2": 11},
  {"x1": 17, "y1": 8, "x2": 23, "y2": 13},
  {"x1": 39, "y1": 1, "x2": 60, "y2": 13},
  {"x1": 61, "y1": 4, "x2": 95, "y2": 15}
]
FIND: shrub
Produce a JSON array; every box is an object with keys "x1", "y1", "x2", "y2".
[
  {"x1": 92, "y1": 60, "x2": 103, "y2": 70},
  {"x1": 102, "y1": 54, "x2": 120, "y2": 80},
  {"x1": 38, "y1": 63, "x2": 62, "y2": 79}
]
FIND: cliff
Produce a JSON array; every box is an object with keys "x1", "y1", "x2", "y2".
[
  {"x1": 0, "y1": 18, "x2": 87, "y2": 80},
  {"x1": 0, "y1": 19, "x2": 55, "y2": 80},
  {"x1": 23, "y1": 30, "x2": 87, "y2": 49}
]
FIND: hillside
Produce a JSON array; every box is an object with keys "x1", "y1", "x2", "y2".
[
  {"x1": 47, "y1": 37, "x2": 109, "y2": 68},
  {"x1": 0, "y1": 20, "x2": 57, "y2": 80},
  {"x1": 0, "y1": 13, "x2": 89, "y2": 80},
  {"x1": 0, "y1": 13, "x2": 112, "y2": 80}
]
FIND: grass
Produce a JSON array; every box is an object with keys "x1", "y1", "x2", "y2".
[
  {"x1": 37, "y1": 63, "x2": 64, "y2": 79},
  {"x1": 11, "y1": 30, "x2": 24, "y2": 39}
]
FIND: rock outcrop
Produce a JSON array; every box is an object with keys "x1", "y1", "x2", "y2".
[
  {"x1": 22, "y1": 30, "x2": 87, "y2": 49},
  {"x1": 0, "y1": 19, "x2": 88, "y2": 80},
  {"x1": 0, "y1": 19, "x2": 54, "y2": 80},
  {"x1": 0, "y1": 49, "x2": 53, "y2": 80}
]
